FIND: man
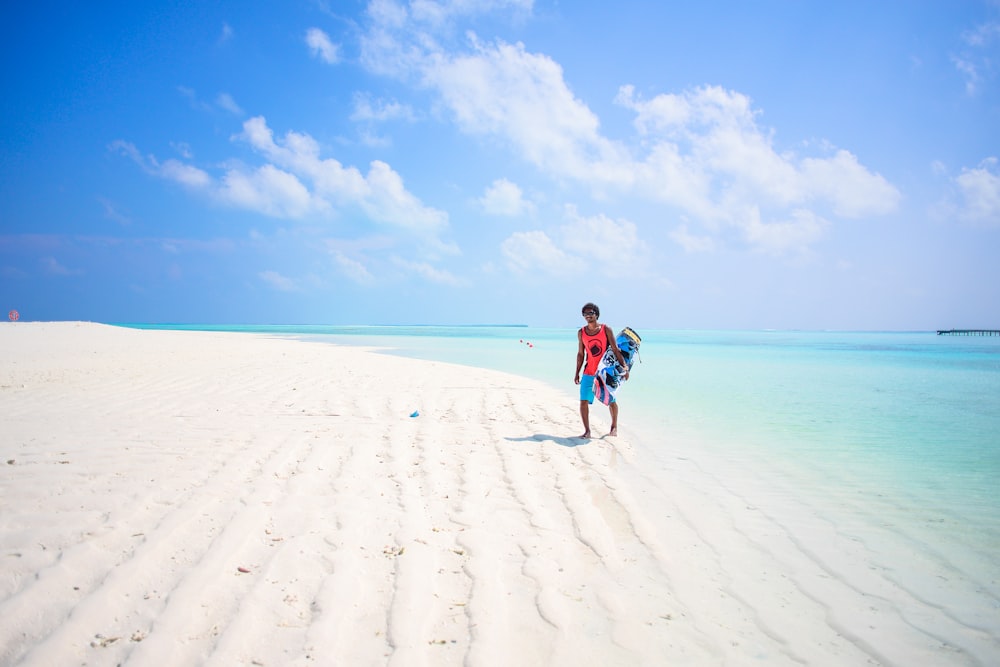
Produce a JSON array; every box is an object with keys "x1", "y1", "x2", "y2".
[{"x1": 574, "y1": 302, "x2": 628, "y2": 438}]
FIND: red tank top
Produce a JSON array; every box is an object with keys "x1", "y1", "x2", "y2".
[{"x1": 581, "y1": 324, "x2": 607, "y2": 375}]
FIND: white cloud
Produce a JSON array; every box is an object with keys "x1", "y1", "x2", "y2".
[
  {"x1": 259, "y1": 270, "x2": 297, "y2": 291},
  {"x1": 410, "y1": 0, "x2": 534, "y2": 26},
  {"x1": 952, "y1": 55, "x2": 981, "y2": 95},
  {"x1": 954, "y1": 158, "x2": 1000, "y2": 226},
  {"x1": 41, "y1": 256, "x2": 80, "y2": 276},
  {"x1": 218, "y1": 164, "x2": 323, "y2": 218},
  {"x1": 117, "y1": 114, "x2": 453, "y2": 247},
  {"x1": 670, "y1": 224, "x2": 715, "y2": 253},
  {"x1": 159, "y1": 159, "x2": 213, "y2": 189},
  {"x1": 112, "y1": 138, "x2": 323, "y2": 219},
  {"x1": 479, "y1": 178, "x2": 534, "y2": 216},
  {"x1": 559, "y1": 205, "x2": 644, "y2": 264},
  {"x1": 98, "y1": 197, "x2": 131, "y2": 226},
  {"x1": 171, "y1": 141, "x2": 193, "y2": 159},
  {"x1": 800, "y1": 150, "x2": 898, "y2": 217},
  {"x1": 216, "y1": 92, "x2": 244, "y2": 115},
  {"x1": 109, "y1": 139, "x2": 144, "y2": 165},
  {"x1": 954, "y1": 21, "x2": 1000, "y2": 95},
  {"x1": 367, "y1": 0, "x2": 409, "y2": 31},
  {"x1": 497, "y1": 205, "x2": 645, "y2": 279},
  {"x1": 237, "y1": 116, "x2": 449, "y2": 235},
  {"x1": 219, "y1": 22, "x2": 234, "y2": 44},
  {"x1": 306, "y1": 27, "x2": 340, "y2": 64},
  {"x1": 616, "y1": 85, "x2": 898, "y2": 252},
  {"x1": 365, "y1": 160, "x2": 450, "y2": 233},
  {"x1": 617, "y1": 85, "x2": 899, "y2": 217},
  {"x1": 500, "y1": 230, "x2": 584, "y2": 276},
  {"x1": 112, "y1": 140, "x2": 213, "y2": 189},
  {"x1": 358, "y1": 9, "x2": 899, "y2": 255},
  {"x1": 357, "y1": 128, "x2": 392, "y2": 148},
  {"x1": 424, "y1": 38, "x2": 633, "y2": 186},
  {"x1": 962, "y1": 21, "x2": 1000, "y2": 47},
  {"x1": 392, "y1": 256, "x2": 464, "y2": 285},
  {"x1": 363, "y1": 0, "x2": 533, "y2": 40},
  {"x1": 739, "y1": 207, "x2": 829, "y2": 255},
  {"x1": 333, "y1": 252, "x2": 375, "y2": 285},
  {"x1": 351, "y1": 93, "x2": 415, "y2": 122},
  {"x1": 176, "y1": 86, "x2": 245, "y2": 115}
]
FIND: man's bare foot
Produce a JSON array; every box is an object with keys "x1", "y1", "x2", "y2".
[
  {"x1": 579, "y1": 431, "x2": 591, "y2": 439},
  {"x1": 608, "y1": 427, "x2": 618, "y2": 437}
]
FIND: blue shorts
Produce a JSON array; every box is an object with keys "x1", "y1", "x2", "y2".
[{"x1": 580, "y1": 374, "x2": 614, "y2": 404}]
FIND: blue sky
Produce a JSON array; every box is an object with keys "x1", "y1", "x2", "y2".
[{"x1": 2, "y1": 1, "x2": 998, "y2": 329}]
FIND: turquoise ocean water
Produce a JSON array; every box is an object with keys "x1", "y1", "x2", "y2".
[{"x1": 122, "y1": 324, "x2": 1000, "y2": 614}]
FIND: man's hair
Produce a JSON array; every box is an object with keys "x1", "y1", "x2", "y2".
[{"x1": 581, "y1": 302, "x2": 600, "y2": 317}]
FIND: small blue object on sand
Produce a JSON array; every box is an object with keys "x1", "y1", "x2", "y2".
[{"x1": 409, "y1": 410, "x2": 419, "y2": 418}]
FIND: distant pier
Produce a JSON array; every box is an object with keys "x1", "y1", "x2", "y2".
[{"x1": 936, "y1": 329, "x2": 1000, "y2": 336}]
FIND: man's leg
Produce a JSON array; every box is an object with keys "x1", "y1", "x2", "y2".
[
  {"x1": 608, "y1": 401, "x2": 619, "y2": 436},
  {"x1": 579, "y1": 400, "x2": 591, "y2": 438}
]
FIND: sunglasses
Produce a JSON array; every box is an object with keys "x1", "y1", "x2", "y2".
[{"x1": 582, "y1": 311, "x2": 597, "y2": 316}]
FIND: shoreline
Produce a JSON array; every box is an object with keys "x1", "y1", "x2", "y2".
[{"x1": 1, "y1": 322, "x2": 996, "y2": 665}]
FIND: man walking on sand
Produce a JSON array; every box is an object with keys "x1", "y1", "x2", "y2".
[{"x1": 574, "y1": 302, "x2": 628, "y2": 438}]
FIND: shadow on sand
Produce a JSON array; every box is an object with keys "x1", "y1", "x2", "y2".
[{"x1": 505, "y1": 433, "x2": 601, "y2": 448}]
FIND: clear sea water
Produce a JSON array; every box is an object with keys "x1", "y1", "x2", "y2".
[{"x1": 121, "y1": 323, "x2": 1000, "y2": 581}]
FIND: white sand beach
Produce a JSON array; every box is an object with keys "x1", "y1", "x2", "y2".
[{"x1": 1, "y1": 323, "x2": 996, "y2": 666}]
